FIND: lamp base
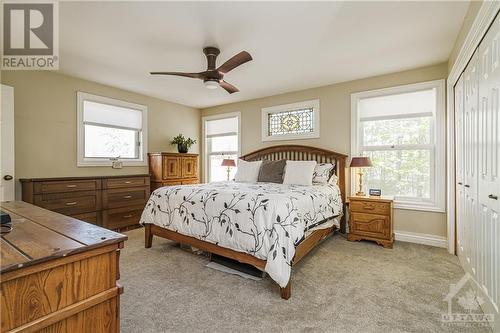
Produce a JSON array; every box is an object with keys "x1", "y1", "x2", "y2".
[{"x1": 355, "y1": 191, "x2": 365, "y2": 196}]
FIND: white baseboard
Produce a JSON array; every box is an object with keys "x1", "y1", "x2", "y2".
[{"x1": 394, "y1": 230, "x2": 447, "y2": 248}]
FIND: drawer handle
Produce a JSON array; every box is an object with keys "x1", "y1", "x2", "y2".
[
  {"x1": 124, "y1": 181, "x2": 132, "y2": 184},
  {"x1": 123, "y1": 195, "x2": 133, "y2": 199},
  {"x1": 458, "y1": 182, "x2": 463, "y2": 185},
  {"x1": 123, "y1": 214, "x2": 133, "y2": 218},
  {"x1": 66, "y1": 185, "x2": 77, "y2": 188},
  {"x1": 363, "y1": 204, "x2": 375, "y2": 210},
  {"x1": 489, "y1": 194, "x2": 498, "y2": 200},
  {"x1": 66, "y1": 202, "x2": 77, "y2": 206},
  {"x1": 464, "y1": 184, "x2": 470, "y2": 188}
]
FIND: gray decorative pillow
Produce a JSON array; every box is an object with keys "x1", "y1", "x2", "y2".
[
  {"x1": 258, "y1": 159, "x2": 287, "y2": 183},
  {"x1": 313, "y1": 163, "x2": 335, "y2": 184}
]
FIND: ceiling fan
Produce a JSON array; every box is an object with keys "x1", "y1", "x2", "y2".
[{"x1": 150, "y1": 47, "x2": 252, "y2": 94}]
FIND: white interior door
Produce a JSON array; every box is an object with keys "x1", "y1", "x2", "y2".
[
  {"x1": 477, "y1": 15, "x2": 500, "y2": 321},
  {"x1": 0, "y1": 85, "x2": 15, "y2": 201}
]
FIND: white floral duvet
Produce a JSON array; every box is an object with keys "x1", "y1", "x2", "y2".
[{"x1": 140, "y1": 181, "x2": 343, "y2": 287}]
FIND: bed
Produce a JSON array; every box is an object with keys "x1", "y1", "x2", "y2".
[{"x1": 141, "y1": 145, "x2": 347, "y2": 299}]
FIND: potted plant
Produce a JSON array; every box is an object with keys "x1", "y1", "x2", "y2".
[{"x1": 171, "y1": 134, "x2": 196, "y2": 153}]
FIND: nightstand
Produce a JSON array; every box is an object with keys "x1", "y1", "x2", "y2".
[{"x1": 347, "y1": 196, "x2": 394, "y2": 248}]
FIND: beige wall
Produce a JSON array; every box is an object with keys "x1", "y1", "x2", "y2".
[
  {"x1": 1, "y1": 71, "x2": 200, "y2": 199},
  {"x1": 201, "y1": 63, "x2": 448, "y2": 237},
  {"x1": 448, "y1": 0, "x2": 483, "y2": 73}
]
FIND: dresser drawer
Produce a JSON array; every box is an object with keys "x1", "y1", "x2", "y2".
[
  {"x1": 103, "y1": 187, "x2": 149, "y2": 209},
  {"x1": 350, "y1": 200, "x2": 390, "y2": 215},
  {"x1": 103, "y1": 207, "x2": 143, "y2": 230},
  {"x1": 34, "y1": 192, "x2": 99, "y2": 215},
  {"x1": 71, "y1": 211, "x2": 100, "y2": 226},
  {"x1": 181, "y1": 179, "x2": 199, "y2": 185},
  {"x1": 350, "y1": 212, "x2": 391, "y2": 240},
  {"x1": 104, "y1": 176, "x2": 149, "y2": 189},
  {"x1": 34, "y1": 179, "x2": 100, "y2": 194},
  {"x1": 162, "y1": 181, "x2": 182, "y2": 186}
]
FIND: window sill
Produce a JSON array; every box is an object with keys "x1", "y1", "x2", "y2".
[
  {"x1": 262, "y1": 132, "x2": 320, "y2": 142},
  {"x1": 393, "y1": 202, "x2": 445, "y2": 213},
  {"x1": 77, "y1": 160, "x2": 147, "y2": 167}
]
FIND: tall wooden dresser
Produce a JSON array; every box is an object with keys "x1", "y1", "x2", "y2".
[
  {"x1": 20, "y1": 175, "x2": 150, "y2": 231},
  {"x1": 148, "y1": 153, "x2": 199, "y2": 191}
]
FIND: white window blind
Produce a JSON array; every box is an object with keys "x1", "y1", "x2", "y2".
[
  {"x1": 205, "y1": 116, "x2": 238, "y2": 138},
  {"x1": 83, "y1": 101, "x2": 143, "y2": 130}
]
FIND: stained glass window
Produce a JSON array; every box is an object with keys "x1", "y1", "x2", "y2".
[
  {"x1": 268, "y1": 108, "x2": 314, "y2": 136},
  {"x1": 262, "y1": 99, "x2": 319, "y2": 141}
]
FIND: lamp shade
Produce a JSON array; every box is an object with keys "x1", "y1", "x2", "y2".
[
  {"x1": 349, "y1": 156, "x2": 372, "y2": 168},
  {"x1": 221, "y1": 159, "x2": 236, "y2": 167}
]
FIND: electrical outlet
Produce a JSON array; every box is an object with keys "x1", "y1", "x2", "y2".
[{"x1": 112, "y1": 161, "x2": 123, "y2": 169}]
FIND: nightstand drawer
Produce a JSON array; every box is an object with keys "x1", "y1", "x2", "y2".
[
  {"x1": 350, "y1": 212, "x2": 391, "y2": 240},
  {"x1": 350, "y1": 200, "x2": 390, "y2": 215}
]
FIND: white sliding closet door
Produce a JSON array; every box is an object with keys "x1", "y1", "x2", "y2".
[
  {"x1": 455, "y1": 13, "x2": 500, "y2": 330},
  {"x1": 478, "y1": 14, "x2": 500, "y2": 318}
]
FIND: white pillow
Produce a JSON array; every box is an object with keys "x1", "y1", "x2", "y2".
[
  {"x1": 283, "y1": 160, "x2": 317, "y2": 186},
  {"x1": 313, "y1": 163, "x2": 335, "y2": 184},
  {"x1": 234, "y1": 159, "x2": 262, "y2": 182},
  {"x1": 328, "y1": 173, "x2": 338, "y2": 185}
]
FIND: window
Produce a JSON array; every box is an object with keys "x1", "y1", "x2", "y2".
[
  {"x1": 351, "y1": 80, "x2": 445, "y2": 212},
  {"x1": 202, "y1": 113, "x2": 240, "y2": 182},
  {"x1": 261, "y1": 99, "x2": 320, "y2": 141},
  {"x1": 77, "y1": 92, "x2": 147, "y2": 166}
]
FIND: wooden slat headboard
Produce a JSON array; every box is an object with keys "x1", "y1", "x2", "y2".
[{"x1": 240, "y1": 145, "x2": 348, "y2": 203}]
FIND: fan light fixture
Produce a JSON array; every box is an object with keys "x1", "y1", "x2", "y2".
[
  {"x1": 204, "y1": 80, "x2": 219, "y2": 89},
  {"x1": 150, "y1": 47, "x2": 252, "y2": 94}
]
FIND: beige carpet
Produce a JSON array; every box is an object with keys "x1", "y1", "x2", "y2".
[{"x1": 119, "y1": 228, "x2": 491, "y2": 333}]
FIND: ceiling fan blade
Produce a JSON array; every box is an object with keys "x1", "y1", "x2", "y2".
[
  {"x1": 219, "y1": 81, "x2": 239, "y2": 94},
  {"x1": 150, "y1": 72, "x2": 205, "y2": 79},
  {"x1": 217, "y1": 51, "x2": 252, "y2": 74}
]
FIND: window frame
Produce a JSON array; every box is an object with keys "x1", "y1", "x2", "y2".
[
  {"x1": 261, "y1": 99, "x2": 320, "y2": 141},
  {"x1": 350, "y1": 80, "x2": 446, "y2": 212},
  {"x1": 77, "y1": 92, "x2": 148, "y2": 167},
  {"x1": 202, "y1": 112, "x2": 241, "y2": 182}
]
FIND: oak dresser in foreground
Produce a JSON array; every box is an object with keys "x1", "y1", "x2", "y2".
[{"x1": 0, "y1": 201, "x2": 127, "y2": 332}]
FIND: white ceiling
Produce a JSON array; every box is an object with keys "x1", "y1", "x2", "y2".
[{"x1": 59, "y1": 1, "x2": 469, "y2": 109}]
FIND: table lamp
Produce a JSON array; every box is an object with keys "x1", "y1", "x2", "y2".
[
  {"x1": 221, "y1": 159, "x2": 236, "y2": 181},
  {"x1": 350, "y1": 157, "x2": 372, "y2": 196}
]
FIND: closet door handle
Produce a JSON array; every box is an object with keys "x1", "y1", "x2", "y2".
[
  {"x1": 458, "y1": 182, "x2": 463, "y2": 185},
  {"x1": 488, "y1": 194, "x2": 498, "y2": 200},
  {"x1": 464, "y1": 184, "x2": 470, "y2": 188}
]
